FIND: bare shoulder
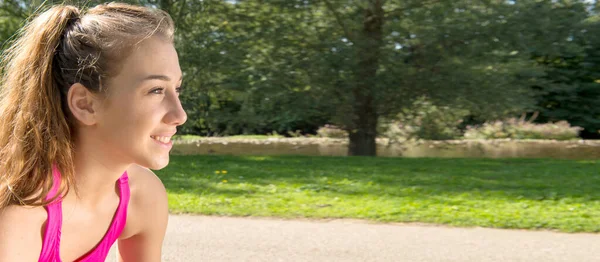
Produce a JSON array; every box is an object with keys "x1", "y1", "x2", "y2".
[
  {"x1": 122, "y1": 164, "x2": 169, "y2": 238},
  {"x1": 126, "y1": 164, "x2": 168, "y2": 202},
  {"x1": 0, "y1": 205, "x2": 45, "y2": 261}
]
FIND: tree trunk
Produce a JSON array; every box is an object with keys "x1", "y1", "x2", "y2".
[{"x1": 348, "y1": 0, "x2": 384, "y2": 156}]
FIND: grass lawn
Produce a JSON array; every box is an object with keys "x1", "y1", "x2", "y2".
[
  {"x1": 156, "y1": 155, "x2": 600, "y2": 233},
  {"x1": 173, "y1": 134, "x2": 283, "y2": 140}
]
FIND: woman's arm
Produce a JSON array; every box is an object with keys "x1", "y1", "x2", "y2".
[
  {"x1": 117, "y1": 166, "x2": 169, "y2": 262},
  {"x1": 0, "y1": 205, "x2": 44, "y2": 262}
]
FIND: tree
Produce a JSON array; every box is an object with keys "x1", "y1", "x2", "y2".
[
  {"x1": 272, "y1": 0, "x2": 546, "y2": 155},
  {"x1": 164, "y1": 0, "x2": 591, "y2": 155},
  {"x1": 531, "y1": 5, "x2": 600, "y2": 138}
]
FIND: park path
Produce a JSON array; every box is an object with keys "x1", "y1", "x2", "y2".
[{"x1": 108, "y1": 215, "x2": 600, "y2": 262}]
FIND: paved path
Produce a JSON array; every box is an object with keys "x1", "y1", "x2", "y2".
[{"x1": 108, "y1": 215, "x2": 600, "y2": 262}]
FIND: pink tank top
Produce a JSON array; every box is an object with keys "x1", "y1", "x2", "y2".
[{"x1": 38, "y1": 165, "x2": 130, "y2": 262}]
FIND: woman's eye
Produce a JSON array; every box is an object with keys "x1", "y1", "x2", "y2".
[
  {"x1": 150, "y1": 88, "x2": 164, "y2": 94},
  {"x1": 176, "y1": 87, "x2": 182, "y2": 93}
]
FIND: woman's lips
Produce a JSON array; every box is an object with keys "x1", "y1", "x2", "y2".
[{"x1": 150, "y1": 135, "x2": 172, "y2": 143}]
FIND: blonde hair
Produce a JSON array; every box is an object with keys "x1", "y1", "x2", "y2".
[{"x1": 0, "y1": 2, "x2": 174, "y2": 208}]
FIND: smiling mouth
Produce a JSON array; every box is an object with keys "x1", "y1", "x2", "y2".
[{"x1": 150, "y1": 135, "x2": 172, "y2": 143}]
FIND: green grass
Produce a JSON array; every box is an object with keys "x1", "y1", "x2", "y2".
[
  {"x1": 173, "y1": 134, "x2": 283, "y2": 141},
  {"x1": 172, "y1": 135, "x2": 204, "y2": 141},
  {"x1": 226, "y1": 135, "x2": 284, "y2": 139},
  {"x1": 156, "y1": 155, "x2": 600, "y2": 233}
]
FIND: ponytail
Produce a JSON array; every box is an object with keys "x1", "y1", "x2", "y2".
[
  {"x1": 0, "y1": 2, "x2": 175, "y2": 209},
  {"x1": 0, "y1": 5, "x2": 79, "y2": 208}
]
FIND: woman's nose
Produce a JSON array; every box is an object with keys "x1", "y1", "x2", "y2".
[{"x1": 165, "y1": 92, "x2": 187, "y2": 126}]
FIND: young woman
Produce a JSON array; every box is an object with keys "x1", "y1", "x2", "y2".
[{"x1": 0, "y1": 2, "x2": 186, "y2": 261}]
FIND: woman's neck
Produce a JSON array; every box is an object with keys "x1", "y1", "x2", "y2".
[{"x1": 66, "y1": 135, "x2": 131, "y2": 207}]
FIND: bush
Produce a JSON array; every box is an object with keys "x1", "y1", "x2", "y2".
[
  {"x1": 317, "y1": 125, "x2": 348, "y2": 138},
  {"x1": 380, "y1": 98, "x2": 469, "y2": 141},
  {"x1": 464, "y1": 118, "x2": 583, "y2": 140}
]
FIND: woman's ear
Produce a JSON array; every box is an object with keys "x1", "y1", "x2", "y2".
[{"x1": 67, "y1": 83, "x2": 99, "y2": 126}]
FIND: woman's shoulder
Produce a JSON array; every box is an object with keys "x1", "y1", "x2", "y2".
[
  {"x1": 0, "y1": 204, "x2": 46, "y2": 234},
  {"x1": 121, "y1": 164, "x2": 169, "y2": 238},
  {"x1": 125, "y1": 164, "x2": 168, "y2": 206},
  {"x1": 0, "y1": 204, "x2": 45, "y2": 259}
]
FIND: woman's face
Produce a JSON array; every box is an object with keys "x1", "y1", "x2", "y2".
[{"x1": 93, "y1": 36, "x2": 187, "y2": 170}]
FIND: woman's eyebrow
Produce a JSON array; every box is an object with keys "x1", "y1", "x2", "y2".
[{"x1": 140, "y1": 74, "x2": 183, "y2": 82}]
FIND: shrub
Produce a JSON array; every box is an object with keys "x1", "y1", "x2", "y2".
[
  {"x1": 317, "y1": 124, "x2": 348, "y2": 138},
  {"x1": 464, "y1": 118, "x2": 583, "y2": 140},
  {"x1": 380, "y1": 98, "x2": 469, "y2": 141}
]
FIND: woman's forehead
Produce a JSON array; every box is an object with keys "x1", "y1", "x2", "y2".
[{"x1": 114, "y1": 37, "x2": 180, "y2": 83}]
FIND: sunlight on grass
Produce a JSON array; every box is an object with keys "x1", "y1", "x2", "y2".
[
  {"x1": 156, "y1": 155, "x2": 600, "y2": 232},
  {"x1": 241, "y1": 156, "x2": 272, "y2": 161}
]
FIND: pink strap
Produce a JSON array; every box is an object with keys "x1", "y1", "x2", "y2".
[
  {"x1": 38, "y1": 166, "x2": 130, "y2": 262},
  {"x1": 78, "y1": 172, "x2": 129, "y2": 261},
  {"x1": 38, "y1": 164, "x2": 63, "y2": 261}
]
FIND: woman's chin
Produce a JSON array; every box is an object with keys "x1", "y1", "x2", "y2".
[{"x1": 141, "y1": 156, "x2": 170, "y2": 170}]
